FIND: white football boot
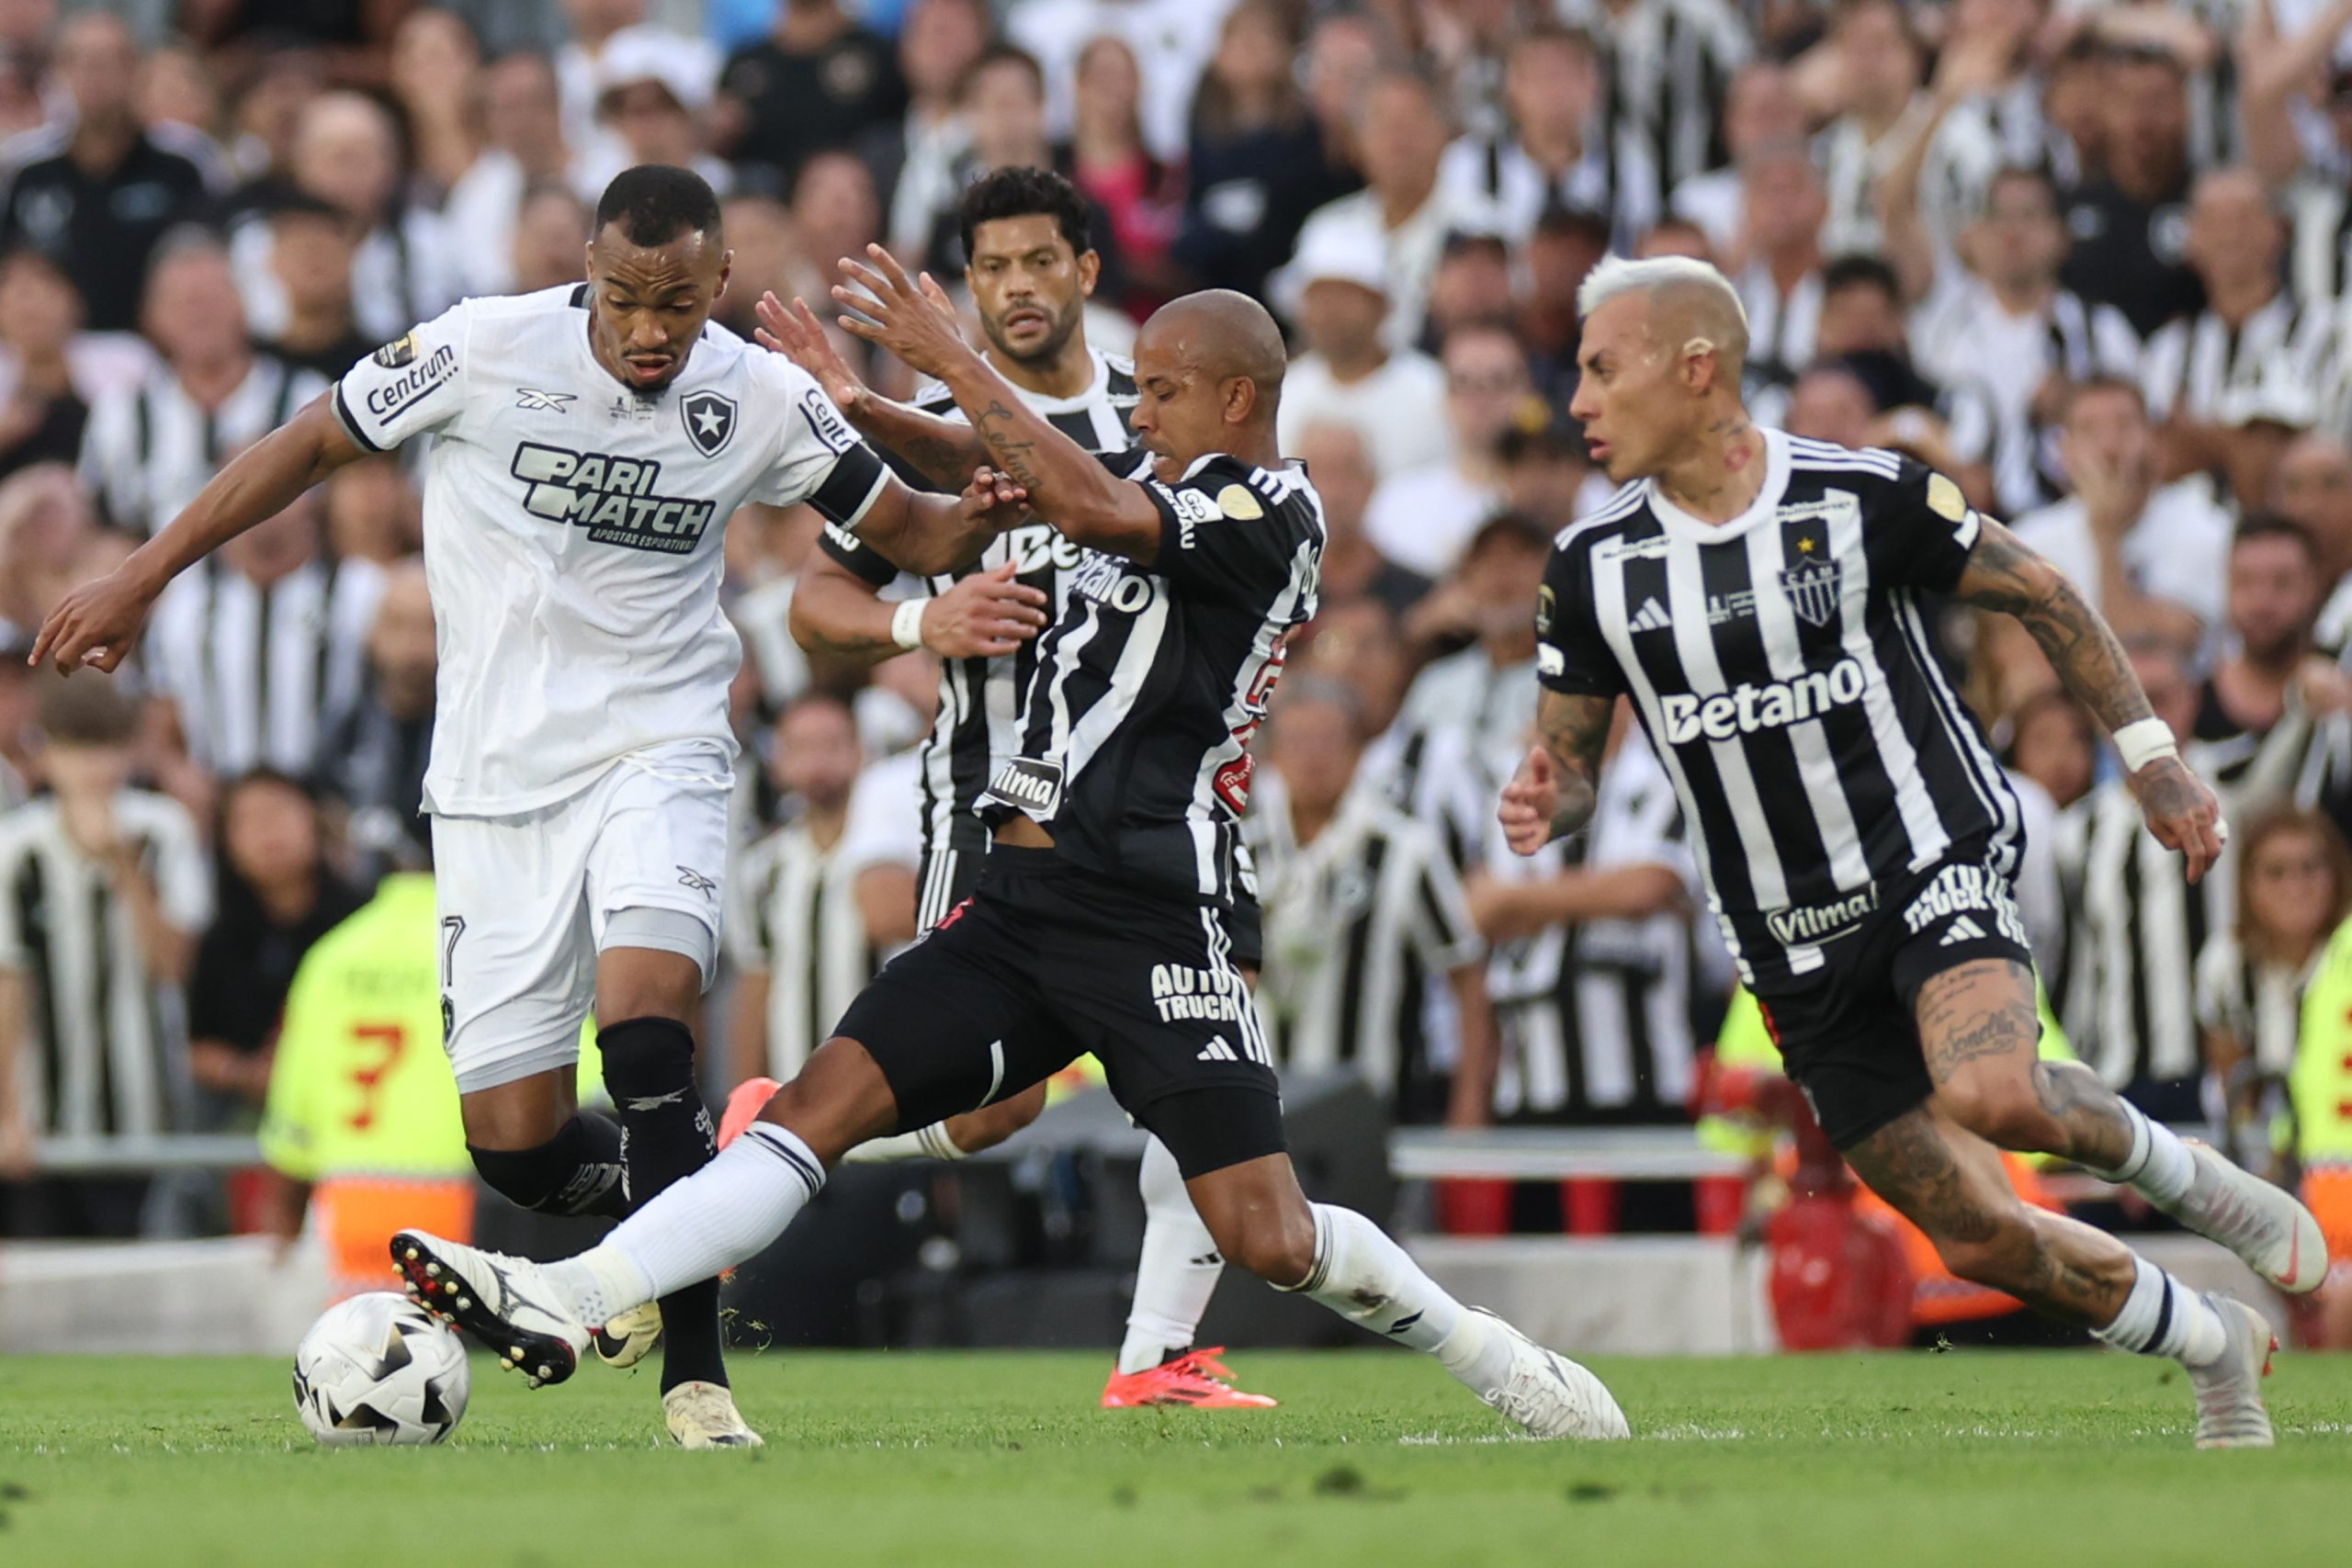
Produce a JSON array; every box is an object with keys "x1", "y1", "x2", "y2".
[
  {"x1": 2154, "y1": 1144, "x2": 2328, "y2": 1295},
  {"x1": 391, "y1": 1229, "x2": 594, "y2": 1388},
  {"x1": 2188, "y1": 1293, "x2": 2278, "y2": 1450},
  {"x1": 662, "y1": 1381, "x2": 765, "y2": 1449},
  {"x1": 1467, "y1": 1310, "x2": 1631, "y2": 1440},
  {"x1": 594, "y1": 1301, "x2": 664, "y2": 1370}
]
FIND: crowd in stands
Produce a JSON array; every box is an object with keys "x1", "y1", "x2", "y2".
[{"x1": 1, "y1": 0, "x2": 2351, "y2": 1342}]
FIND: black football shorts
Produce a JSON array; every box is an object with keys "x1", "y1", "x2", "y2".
[
  {"x1": 837, "y1": 847, "x2": 1285, "y2": 1177},
  {"x1": 1750, "y1": 841, "x2": 2037, "y2": 1150}
]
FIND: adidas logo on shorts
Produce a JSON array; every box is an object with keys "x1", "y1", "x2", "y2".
[
  {"x1": 1196, "y1": 1037, "x2": 1240, "y2": 1062},
  {"x1": 1939, "y1": 915, "x2": 1988, "y2": 945}
]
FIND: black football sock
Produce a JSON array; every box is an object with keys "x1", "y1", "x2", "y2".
[
  {"x1": 599, "y1": 1016, "x2": 728, "y2": 1393},
  {"x1": 469, "y1": 1111, "x2": 628, "y2": 1219}
]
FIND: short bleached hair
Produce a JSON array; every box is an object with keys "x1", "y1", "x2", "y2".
[{"x1": 1575, "y1": 254, "x2": 1750, "y2": 379}]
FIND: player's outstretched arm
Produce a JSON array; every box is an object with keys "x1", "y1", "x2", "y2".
[
  {"x1": 1954, "y1": 514, "x2": 2227, "y2": 881},
  {"x1": 31, "y1": 395, "x2": 364, "y2": 674},
  {"x1": 1498, "y1": 690, "x2": 1615, "y2": 854},
  {"x1": 754, "y1": 292, "x2": 988, "y2": 491},
  {"x1": 789, "y1": 551, "x2": 1049, "y2": 664},
  {"x1": 831, "y1": 244, "x2": 1160, "y2": 559},
  {"x1": 842, "y1": 466, "x2": 1031, "y2": 578}
]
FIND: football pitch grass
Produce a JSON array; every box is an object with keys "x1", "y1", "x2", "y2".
[{"x1": 4, "y1": 1349, "x2": 2348, "y2": 1567}]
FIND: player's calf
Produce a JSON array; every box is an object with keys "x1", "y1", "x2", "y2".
[{"x1": 467, "y1": 1111, "x2": 629, "y2": 1219}]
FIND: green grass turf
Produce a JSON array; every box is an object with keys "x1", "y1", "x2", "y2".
[{"x1": 3, "y1": 1348, "x2": 2348, "y2": 1568}]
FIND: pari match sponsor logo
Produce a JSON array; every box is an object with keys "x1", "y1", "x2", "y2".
[{"x1": 509, "y1": 444, "x2": 718, "y2": 554}]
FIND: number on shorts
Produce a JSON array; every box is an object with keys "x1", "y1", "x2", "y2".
[
  {"x1": 439, "y1": 916, "x2": 466, "y2": 987},
  {"x1": 348, "y1": 1022, "x2": 407, "y2": 1130}
]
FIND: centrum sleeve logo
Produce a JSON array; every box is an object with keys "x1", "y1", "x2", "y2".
[
  {"x1": 509, "y1": 443, "x2": 718, "y2": 554},
  {"x1": 365, "y1": 344, "x2": 457, "y2": 422}
]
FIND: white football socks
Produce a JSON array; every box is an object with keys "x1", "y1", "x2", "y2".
[
  {"x1": 2092, "y1": 1254, "x2": 2227, "y2": 1368},
  {"x1": 2086, "y1": 1100, "x2": 2195, "y2": 1206},
  {"x1": 1282, "y1": 1204, "x2": 1512, "y2": 1393},
  {"x1": 1116, "y1": 1136, "x2": 1227, "y2": 1375},
  {"x1": 544, "y1": 1124, "x2": 827, "y2": 1325}
]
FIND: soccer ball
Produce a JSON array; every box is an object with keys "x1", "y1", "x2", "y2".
[{"x1": 292, "y1": 1292, "x2": 471, "y2": 1446}]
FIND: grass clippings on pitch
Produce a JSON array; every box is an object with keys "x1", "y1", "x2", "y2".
[{"x1": 2, "y1": 1348, "x2": 2346, "y2": 1567}]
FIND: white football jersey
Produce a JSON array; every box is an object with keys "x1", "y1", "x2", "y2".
[{"x1": 332, "y1": 285, "x2": 889, "y2": 816}]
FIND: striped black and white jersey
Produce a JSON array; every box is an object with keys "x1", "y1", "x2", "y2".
[
  {"x1": 1563, "y1": 0, "x2": 1749, "y2": 192},
  {"x1": 146, "y1": 556, "x2": 387, "y2": 781},
  {"x1": 1433, "y1": 130, "x2": 1663, "y2": 250},
  {"x1": 1536, "y1": 430, "x2": 2020, "y2": 990},
  {"x1": 2195, "y1": 930, "x2": 2319, "y2": 1079},
  {"x1": 1249, "y1": 773, "x2": 1483, "y2": 1122},
  {"x1": 1481, "y1": 732, "x2": 1715, "y2": 1123},
  {"x1": 77, "y1": 354, "x2": 325, "y2": 536},
  {"x1": 726, "y1": 769, "x2": 919, "y2": 1077},
  {"x1": 2140, "y1": 291, "x2": 2339, "y2": 433},
  {"x1": 0, "y1": 791, "x2": 212, "y2": 1139},
  {"x1": 969, "y1": 450, "x2": 1323, "y2": 902},
  {"x1": 817, "y1": 348, "x2": 1137, "y2": 919}
]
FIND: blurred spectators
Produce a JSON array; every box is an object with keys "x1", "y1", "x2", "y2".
[
  {"x1": 145, "y1": 491, "x2": 385, "y2": 782},
  {"x1": 870, "y1": 0, "x2": 989, "y2": 261},
  {"x1": 1173, "y1": 2, "x2": 1340, "y2": 302},
  {"x1": 444, "y1": 51, "x2": 575, "y2": 298},
  {"x1": 322, "y1": 560, "x2": 435, "y2": 888},
  {"x1": 186, "y1": 769, "x2": 363, "y2": 1109},
  {"x1": 1366, "y1": 321, "x2": 1533, "y2": 577},
  {"x1": 1291, "y1": 423, "x2": 1431, "y2": 621},
  {"x1": 592, "y1": 26, "x2": 730, "y2": 198},
  {"x1": 1064, "y1": 36, "x2": 1178, "y2": 315},
  {"x1": 1252, "y1": 676, "x2": 1494, "y2": 1126},
  {"x1": 728, "y1": 693, "x2": 916, "y2": 1084},
  {"x1": 0, "y1": 674, "x2": 210, "y2": 1231},
  {"x1": 259, "y1": 195, "x2": 368, "y2": 379},
  {"x1": 1437, "y1": 24, "x2": 1658, "y2": 250},
  {"x1": 80, "y1": 231, "x2": 326, "y2": 538},
  {"x1": 1276, "y1": 227, "x2": 1452, "y2": 480},
  {"x1": 0, "y1": 248, "x2": 87, "y2": 479},
  {"x1": 0, "y1": 13, "x2": 214, "y2": 333},
  {"x1": 2059, "y1": 43, "x2": 2199, "y2": 337},
  {"x1": 720, "y1": 0, "x2": 905, "y2": 190}
]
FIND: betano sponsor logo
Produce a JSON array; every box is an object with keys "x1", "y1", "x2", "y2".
[{"x1": 1657, "y1": 657, "x2": 1867, "y2": 744}]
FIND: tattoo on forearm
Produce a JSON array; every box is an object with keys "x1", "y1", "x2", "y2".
[
  {"x1": 971, "y1": 400, "x2": 1044, "y2": 491},
  {"x1": 1537, "y1": 693, "x2": 1613, "y2": 841},
  {"x1": 1960, "y1": 525, "x2": 2153, "y2": 732}
]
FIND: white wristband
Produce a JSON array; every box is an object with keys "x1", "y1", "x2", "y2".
[
  {"x1": 2113, "y1": 716, "x2": 2177, "y2": 773},
  {"x1": 890, "y1": 597, "x2": 931, "y2": 652}
]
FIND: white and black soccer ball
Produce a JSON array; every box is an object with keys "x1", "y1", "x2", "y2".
[{"x1": 293, "y1": 1292, "x2": 471, "y2": 1446}]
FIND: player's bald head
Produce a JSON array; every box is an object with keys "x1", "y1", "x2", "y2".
[{"x1": 1139, "y1": 289, "x2": 1287, "y2": 412}]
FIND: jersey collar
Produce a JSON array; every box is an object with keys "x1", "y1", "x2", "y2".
[{"x1": 1641, "y1": 425, "x2": 1792, "y2": 544}]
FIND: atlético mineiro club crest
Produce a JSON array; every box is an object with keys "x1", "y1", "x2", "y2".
[
  {"x1": 1780, "y1": 536, "x2": 1840, "y2": 628},
  {"x1": 681, "y1": 389, "x2": 737, "y2": 457}
]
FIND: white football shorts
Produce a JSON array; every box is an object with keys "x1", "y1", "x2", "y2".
[{"x1": 432, "y1": 741, "x2": 732, "y2": 1094}]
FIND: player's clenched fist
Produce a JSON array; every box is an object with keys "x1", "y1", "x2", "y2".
[
  {"x1": 922, "y1": 560, "x2": 1050, "y2": 659},
  {"x1": 1498, "y1": 745, "x2": 1560, "y2": 856},
  {"x1": 29, "y1": 564, "x2": 158, "y2": 675},
  {"x1": 2128, "y1": 753, "x2": 2227, "y2": 885}
]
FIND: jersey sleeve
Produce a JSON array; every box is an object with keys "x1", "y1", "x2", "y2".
[
  {"x1": 1864, "y1": 456, "x2": 1984, "y2": 592},
  {"x1": 1139, "y1": 456, "x2": 1308, "y2": 604},
  {"x1": 332, "y1": 304, "x2": 471, "y2": 452},
  {"x1": 1534, "y1": 537, "x2": 1624, "y2": 697},
  {"x1": 753, "y1": 364, "x2": 892, "y2": 527}
]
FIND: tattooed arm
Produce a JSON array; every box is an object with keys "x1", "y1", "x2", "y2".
[
  {"x1": 1953, "y1": 516, "x2": 2227, "y2": 881},
  {"x1": 1498, "y1": 690, "x2": 1617, "y2": 854},
  {"x1": 755, "y1": 292, "x2": 987, "y2": 491}
]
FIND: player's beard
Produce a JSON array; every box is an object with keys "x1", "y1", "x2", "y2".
[{"x1": 983, "y1": 295, "x2": 1084, "y2": 370}]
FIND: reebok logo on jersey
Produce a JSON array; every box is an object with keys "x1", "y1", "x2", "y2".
[
  {"x1": 1765, "y1": 886, "x2": 1880, "y2": 946},
  {"x1": 1154, "y1": 965, "x2": 1248, "y2": 1024},
  {"x1": 1630, "y1": 597, "x2": 1671, "y2": 632},
  {"x1": 510, "y1": 443, "x2": 718, "y2": 555},
  {"x1": 1657, "y1": 657, "x2": 1866, "y2": 745},
  {"x1": 365, "y1": 344, "x2": 456, "y2": 423},
  {"x1": 676, "y1": 865, "x2": 717, "y2": 897},
  {"x1": 515, "y1": 387, "x2": 576, "y2": 412},
  {"x1": 1939, "y1": 916, "x2": 1987, "y2": 945}
]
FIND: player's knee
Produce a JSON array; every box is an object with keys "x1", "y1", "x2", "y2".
[
  {"x1": 1937, "y1": 1077, "x2": 2063, "y2": 1154},
  {"x1": 1215, "y1": 1203, "x2": 1318, "y2": 1285},
  {"x1": 760, "y1": 1036, "x2": 901, "y2": 1163},
  {"x1": 595, "y1": 1015, "x2": 697, "y2": 1098}
]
